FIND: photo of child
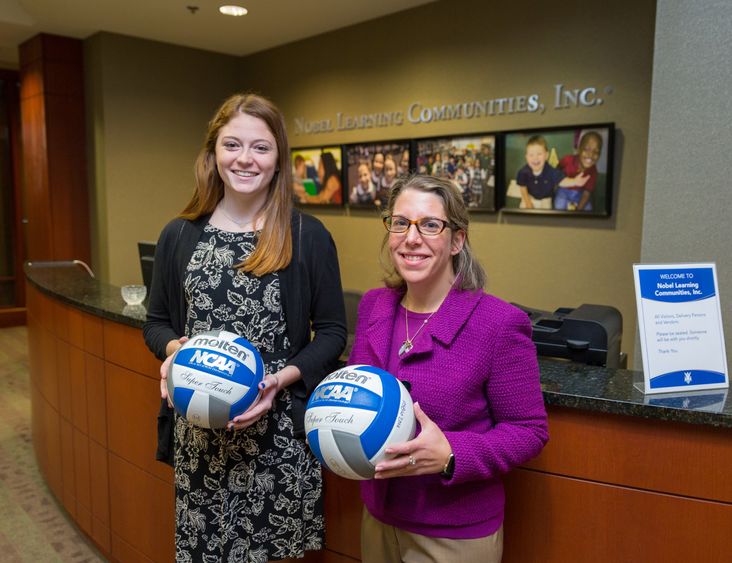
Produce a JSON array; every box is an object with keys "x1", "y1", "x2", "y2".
[
  {"x1": 344, "y1": 141, "x2": 410, "y2": 208},
  {"x1": 515, "y1": 135, "x2": 565, "y2": 210},
  {"x1": 349, "y1": 162, "x2": 377, "y2": 205},
  {"x1": 503, "y1": 125, "x2": 613, "y2": 215},
  {"x1": 555, "y1": 131, "x2": 604, "y2": 211},
  {"x1": 415, "y1": 135, "x2": 496, "y2": 210},
  {"x1": 290, "y1": 147, "x2": 344, "y2": 205}
]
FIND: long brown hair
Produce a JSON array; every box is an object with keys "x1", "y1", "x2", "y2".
[
  {"x1": 180, "y1": 93, "x2": 293, "y2": 275},
  {"x1": 380, "y1": 174, "x2": 486, "y2": 291}
]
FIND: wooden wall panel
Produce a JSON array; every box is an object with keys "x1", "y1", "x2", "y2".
[
  {"x1": 105, "y1": 362, "x2": 173, "y2": 484},
  {"x1": 55, "y1": 337, "x2": 72, "y2": 420},
  {"x1": 67, "y1": 345, "x2": 85, "y2": 424},
  {"x1": 73, "y1": 429, "x2": 92, "y2": 536},
  {"x1": 52, "y1": 299, "x2": 68, "y2": 338},
  {"x1": 25, "y1": 291, "x2": 41, "y2": 388},
  {"x1": 86, "y1": 352, "x2": 108, "y2": 446},
  {"x1": 30, "y1": 384, "x2": 44, "y2": 471},
  {"x1": 19, "y1": 88, "x2": 51, "y2": 261},
  {"x1": 103, "y1": 319, "x2": 160, "y2": 379},
  {"x1": 528, "y1": 406, "x2": 732, "y2": 503},
  {"x1": 89, "y1": 440, "x2": 111, "y2": 553},
  {"x1": 39, "y1": 395, "x2": 62, "y2": 498},
  {"x1": 503, "y1": 469, "x2": 732, "y2": 563},
  {"x1": 110, "y1": 535, "x2": 156, "y2": 563},
  {"x1": 66, "y1": 305, "x2": 85, "y2": 349},
  {"x1": 69, "y1": 347, "x2": 88, "y2": 433},
  {"x1": 82, "y1": 313, "x2": 104, "y2": 357},
  {"x1": 109, "y1": 454, "x2": 174, "y2": 563},
  {"x1": 59, "y1": 417, "x2": 76, "y2": 518},
  {"x1": 19, "y1": 34, "x2": 90, "y2": 264},
  {"x1": 324, "y1": 472, "x2": 362, "y2": 560},
  {"x1": 37, "y1": 289, "x2": 54, "y2": 329},
  {"x1": 45, "y1": 94, "x2": 89, "y2": 261},
  {"x1": 38, "y1": 326, "x2": 58, "y2": 407}
]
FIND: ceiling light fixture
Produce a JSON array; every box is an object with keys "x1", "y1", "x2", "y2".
[{"x1": 219, "y1": 5, "x2": 248, "y2": 16}]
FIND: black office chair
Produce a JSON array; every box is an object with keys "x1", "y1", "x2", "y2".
[{"x1": 342, "y1": 289, "x2": 363, "y2": 360}]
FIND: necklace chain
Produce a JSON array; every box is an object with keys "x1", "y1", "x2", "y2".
[
  {"x1": 397, "y1": 279, "x2": 457, "y2": 356},
  {"x1": 399, "y1": 307, "x2": 437, "y2": 356},
  {"x1": 218, "y1": 205, "x2": 252, "y2": 228}
]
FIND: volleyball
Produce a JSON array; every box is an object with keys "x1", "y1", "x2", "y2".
[
  {"x1": 305, "y1": 365, "x2": 416, "y2": 480},
  {"x1": 167, "y1": 330, "x2": 264, "y2": 429}
]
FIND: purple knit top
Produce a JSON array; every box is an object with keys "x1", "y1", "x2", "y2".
[{"x1": 349, "y1": 287, "x2": 549, "y2": 539}]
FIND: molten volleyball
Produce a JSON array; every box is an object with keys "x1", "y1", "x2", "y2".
[
  {"x1": 305, "y1": 365, "x2": 416, "y2": 480},
  {"x1": 167, "y1": 330, "x2": 264, "y2": 429}
]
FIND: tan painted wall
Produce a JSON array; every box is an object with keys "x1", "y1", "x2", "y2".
[
  {"x1": 85, "y1": 0, "x2": 656, "y2": 362},
  {"x1": 84, "y1": 32, "x2": 240, "y2": 283},
  {"x1": 240, "y1": 0, "x2": 656, "y2": 363}
]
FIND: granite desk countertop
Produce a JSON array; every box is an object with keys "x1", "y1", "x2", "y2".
[{"x1": 26, "y1": 263, "x2": 732, "y2": 429}]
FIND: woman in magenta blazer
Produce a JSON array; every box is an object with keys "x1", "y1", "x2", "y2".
[{"x1": 349, "y1": 175, "x2": 549, "y2": 563}]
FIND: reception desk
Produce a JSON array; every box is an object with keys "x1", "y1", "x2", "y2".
[{"x1": 25, "y1": 264, "x2": 731, "y2": 563}]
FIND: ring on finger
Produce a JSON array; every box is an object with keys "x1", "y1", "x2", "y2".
[{"x1": 408, "y1": 455, "x2": 416, "y2": 466}]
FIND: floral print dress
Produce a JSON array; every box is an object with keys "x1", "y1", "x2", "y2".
[{"x1": 173, "y1": 224, "x2": 324, "y2": 562}]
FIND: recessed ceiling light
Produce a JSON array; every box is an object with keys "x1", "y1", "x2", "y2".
[{"x1": 219, "y1": 5, "x2": 248, "y2": 16}]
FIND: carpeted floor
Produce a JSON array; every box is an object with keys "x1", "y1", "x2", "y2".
[{"x1": 0, "y1": 326, "x2": 105, "y2": 562}]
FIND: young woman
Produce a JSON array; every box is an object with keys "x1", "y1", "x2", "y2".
[
  {"x1": 143, "y1": 93, "x2": 346, "y2": 561},
  {"x1": 349, "y1": 175, "x2": 548, "y2": 563}
]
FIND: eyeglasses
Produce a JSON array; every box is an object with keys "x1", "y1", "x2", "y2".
[{"x1": 383, "y1": 215, "x2": 455, "y2": 236}]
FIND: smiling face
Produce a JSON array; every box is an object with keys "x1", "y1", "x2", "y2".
[
  {"x1": 578, "y1": 134, "x2": 602, "y2": 170},
  {"x1": 372, "y1": 153, "x2": 385, "y2": 174},
  {"x1": 525, "y1": 142, "x2": 548, "y2": 175},
  {"x1": 215, "y1": 112, "x2": 278, "y2": 204},
  {"x1": 384, "y1": 157, "x2": 397, "y2": 181},
  {"x1": 358, "y1": 163, "x2": 371, "y2": 186},
  {"x1": 389, "y1": 188, "x2": 464, "y2": 292}
]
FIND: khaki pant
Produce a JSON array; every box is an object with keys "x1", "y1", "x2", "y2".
[{"x1": 361, "y1": 508, "x2": 503, "y2": 563}]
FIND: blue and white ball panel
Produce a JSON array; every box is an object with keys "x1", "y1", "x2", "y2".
[
  {"x1": 168, "y1": 330, "x2": 264, "y2": 429},
  {"x1": 305, "y1": 365, "x2": 416, "y2": 480},
  {"x1": 362, "y1": 378, "x2": 415, "y2": 469}
]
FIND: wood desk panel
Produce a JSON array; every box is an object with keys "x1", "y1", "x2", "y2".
[
  {"x1": 503, "y1": 469, "x2": 732, "y2": 563},
  {"x1": 109, "y1": 454, "x2": 174, "y2": 563},
  {"x1": 528, "y1": 405, "x2": 732, "y2": 503}
]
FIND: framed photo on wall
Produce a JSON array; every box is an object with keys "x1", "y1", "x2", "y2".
[
  {"x1": 290, "y1": 146, "x2": 345, "y2": 206},
  {"x1": 415, "y1": 134, "x2": 497, "y2": 211},
  {"x1": 500, "y1": 123, "x2": 615, "y2": 216},
  {"x1": 343, "y1": 140, "x2": 411, "y2": 208}
]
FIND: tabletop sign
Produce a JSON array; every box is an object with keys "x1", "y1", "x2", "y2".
[{"x1": 633, "y1": 263, "x2": 728, "y2": 394}]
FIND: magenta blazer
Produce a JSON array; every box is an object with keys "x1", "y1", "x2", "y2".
[{"x1": 349, "y1": 286, "x2": 549, "y2": 539}]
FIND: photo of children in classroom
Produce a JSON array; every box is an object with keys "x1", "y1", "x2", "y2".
[
  {"x1": 345, "y1": 141, "x2": 411, "y2": 208},
  {"x1": 503, "y1": 126, "x2": 612, "y2": 215},
  {"x1": 291, "y1": 147, "x2": 344, "y2": 205},
  {"x1": 415, "y1": 135, "x2": 497, "y2": 211}
]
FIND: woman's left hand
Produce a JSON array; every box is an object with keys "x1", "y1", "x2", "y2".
[
  {"x1": 373, "y1": 402, "x2": 453, "y2": 479},
  {"x1": 227, "y1": 372, "x2": 281, "y2": 431}
]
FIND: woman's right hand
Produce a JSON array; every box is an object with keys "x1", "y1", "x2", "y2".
[{"x1": 160, "y1": 336, "x2": 188, "y2": 404}]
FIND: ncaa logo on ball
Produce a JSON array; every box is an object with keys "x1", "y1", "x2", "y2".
[
  {"x1": 305, "y1": 365, "x2": 416, "y2": 480},
  {"x1": 168, "y1": 330, "x2": 264, "y2": 429}
]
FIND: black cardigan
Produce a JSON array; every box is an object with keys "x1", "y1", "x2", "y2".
[{"x1": 143, "y1": 210, "x2": 347, "y2": 454}]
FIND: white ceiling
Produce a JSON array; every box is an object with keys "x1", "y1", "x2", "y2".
[{"x1": 0, "y1": 0, "x2": 436, "y2": 67}]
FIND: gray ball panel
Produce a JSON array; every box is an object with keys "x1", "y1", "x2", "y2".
[
  {"x1": 207, "y1": 394, "x2": 233, "y2": 429},
  {"x1": 331, "y1": 429, "x2": 375, "y2": 479}
]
